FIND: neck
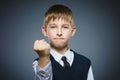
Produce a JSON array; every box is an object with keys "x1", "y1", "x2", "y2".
[{"x1": 51, "y1": 46, "x2": 68, "y2": 54}]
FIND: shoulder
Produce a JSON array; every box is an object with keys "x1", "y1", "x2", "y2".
[{"x1": 71, "y1": 49, "x2": 91, "y2": 65}]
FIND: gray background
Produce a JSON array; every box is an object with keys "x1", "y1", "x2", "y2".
[{"x1": 0, "y1": 0, "x2": 120, "y2": 80}]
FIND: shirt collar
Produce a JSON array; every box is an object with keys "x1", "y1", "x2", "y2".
[{"x1": 50, "y1": 48, "x2": 72, "y2": 63}]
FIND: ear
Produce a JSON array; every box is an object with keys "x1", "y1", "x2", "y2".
[
  {"x1": 71, "y1": 26, "x2": 76, "y2": 37},
  {"x1": 42, "y1": 26, "x2": 48, "y2": 37}
]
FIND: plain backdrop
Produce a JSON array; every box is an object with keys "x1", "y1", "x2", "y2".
[{"x1": 0, "y1": 0, "x2": 120, "y2": 80}]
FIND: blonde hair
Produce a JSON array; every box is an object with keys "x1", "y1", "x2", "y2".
[{"x1": 43, "y1": 4, "x2": 75, "y2": 27}]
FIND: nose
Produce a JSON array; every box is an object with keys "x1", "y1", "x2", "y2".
[{"x1": 57, "y1": 28, "x2": 62, "y2": 37}]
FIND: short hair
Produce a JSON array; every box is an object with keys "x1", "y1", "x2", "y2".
[{"x1": 43, "y1": 4, "x2": 75, "y2": 27}]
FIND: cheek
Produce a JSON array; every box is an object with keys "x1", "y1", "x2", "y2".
[
  {"x1": 47, "y1": 30, "x2": 55, "y2": 38},
  {"x1": 63, "y1": 30, "x2": 72, "y2": 37}
]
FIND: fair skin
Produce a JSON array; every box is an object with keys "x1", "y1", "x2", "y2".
[{"x1": 34, "y1": 18, "x2": 76, "y2": 68}]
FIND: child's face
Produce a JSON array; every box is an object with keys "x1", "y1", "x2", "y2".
[{"x1": 42, "y1": 18, "x2": 76, "y2": 50}]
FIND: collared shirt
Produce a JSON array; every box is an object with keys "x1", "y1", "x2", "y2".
[
  {"x1": 50, "y1": 49, "x2": 74, "y2": 67},
  {"x1": 33, "y1": 49, "x2": 94, "y2": 80}
]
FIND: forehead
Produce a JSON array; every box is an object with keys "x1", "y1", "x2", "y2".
[{"x1": 48, "y1": 18, "x2": 70, "y2": 25}]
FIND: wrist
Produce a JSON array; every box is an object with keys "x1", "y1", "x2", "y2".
[
  {"x1": 38, "y1": 56, "x2": 50, "y2": 68},
  {"x1": 36, "y1": 50, "x2": 50, "y2": 57}
]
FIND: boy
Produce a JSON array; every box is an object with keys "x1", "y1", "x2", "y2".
[{"x1": 33, "y1": 4, "x2": 94, "y2": 80}]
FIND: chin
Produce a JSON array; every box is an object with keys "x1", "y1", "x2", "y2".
[{"x1": 51, "y1": 43, "x2": 68, "y2": 50}]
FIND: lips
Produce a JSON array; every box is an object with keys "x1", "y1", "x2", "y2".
[{"x1": 54, "y1": 38, "x2": 64, "y2": 40}]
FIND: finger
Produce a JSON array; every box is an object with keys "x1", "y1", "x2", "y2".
[
  {"x1": 34, "y1": 40, "x2": 39, "y2": 50},
  {"x1": 38, "y1": 39, "x2": 47, "y2": 45}
]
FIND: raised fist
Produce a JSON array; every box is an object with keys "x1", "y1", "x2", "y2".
[{"x1": 33, "y1": 39, "x2": 50, "y2": 57}]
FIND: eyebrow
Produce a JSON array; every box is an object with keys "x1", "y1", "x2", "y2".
[
  {"x1": 62, "y1": 24, "x2": 69, "y2": 26},
  {"x1": 49, "y1": 24, "x2": 69, "y2": 26}
]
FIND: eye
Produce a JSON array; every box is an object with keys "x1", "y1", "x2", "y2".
[
  {"x1": 50, "y1": 26, "x2": 56, "y2": 29},
  {"x1": 63, "y1": 26, "x2": 69, "y2": 29}
]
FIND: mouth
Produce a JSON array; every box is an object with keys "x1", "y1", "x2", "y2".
[{"x1": 54, "y1": 38, "x2": 64, "y2": 40}]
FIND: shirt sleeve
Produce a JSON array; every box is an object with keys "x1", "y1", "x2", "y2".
[
  {"x1": 87, "y1": 66, "x2": 94, "y2": 80},
  {"x1": 32, "y1": 60, "x2": 52, "y2": 80}
]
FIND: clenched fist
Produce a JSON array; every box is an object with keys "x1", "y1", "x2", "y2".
[{"x1": 34, "y1": 39, "x2": 50, "y2": 57}]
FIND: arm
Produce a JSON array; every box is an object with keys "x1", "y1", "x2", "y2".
[
  {"x1": 87, "y1": 66, "x2": 94, "y2": 80},
  {"x1": 33, "y1": 39, "x2": 52, "y2": 80},
  {"x1": 33, "y1": 60, "x2": 52, "y2": 80},
  {"x1": 33, "y1": 39, "x2": 50, "y2": 68}
]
